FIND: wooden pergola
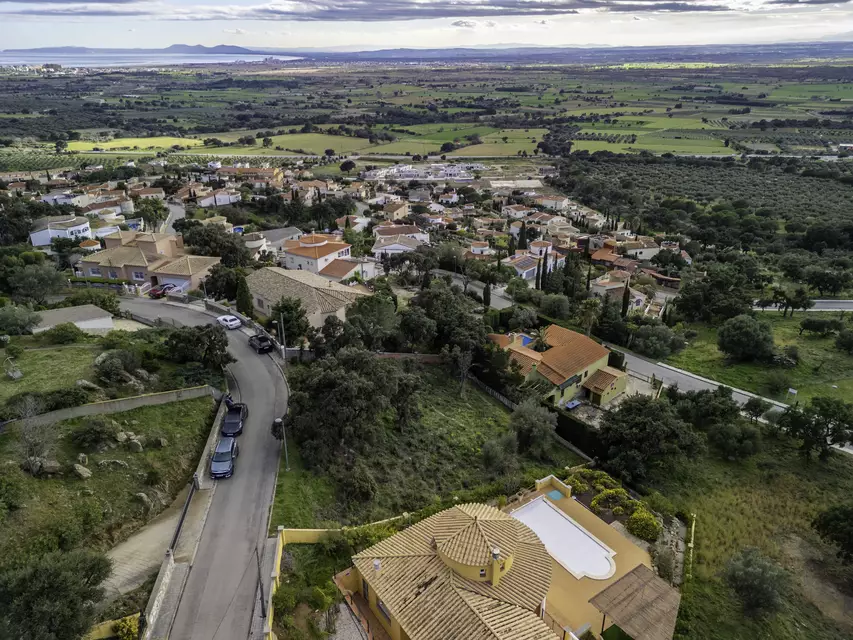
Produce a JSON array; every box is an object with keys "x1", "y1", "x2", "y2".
[{"x1": 588, "y1": 564, "x2": 681, "y2": 640}]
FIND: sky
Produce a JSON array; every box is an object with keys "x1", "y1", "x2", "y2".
[{"x1": 1, "y1": 0, "x2": 853, "y2": 50}]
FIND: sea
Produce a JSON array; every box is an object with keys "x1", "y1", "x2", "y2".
[{"x1": 0, "y1": 53, "x2": 301, "y2": 68}]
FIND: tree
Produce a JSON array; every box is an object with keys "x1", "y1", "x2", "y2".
[
  {"x1": 135, "y1": 197, "x2": 168, "y2": 231},
  {"x1": 340, "y1": 160, "x2": 356, "y2": 174},
  {"x1": 836, "y1": 329, "x2": 853, "y2": 355},
  {"x1": 59, "y1": 289, "x2": 120, "y2": 315},
  {"x1": 599, "y1": 396, "x2": 704, "y2": 482},
  {"x1": 50, "y1": 237, "x2": 83, "y2": 270},
  {"x1": 717, "y1": 315, "x2": 774, "y2": 362},
  {"x1": 789, "y1": 287, "x2": 814, "y2": 315},
  {"x1": 779, "y1": 396, "x2": 853, "y2": 460},
  {"x1": 0, "y1": 549, "x2": 111, "y2": 640},
  {"x1": 517, "y1": 222, "x2": 528, "y2": 250},
  {"x1": 813, "y1": 505, "x2": 853, "y2": 564},
  {"x1": 235, "y1": 272, "x2": 252, "y2": 316},
  {"x1": 203, "y1": 264, "x2": 241, "y2": 301},
  {"x1": 270, "y1": 297, "x2": 311, "y2": 347},
  {"x1": 165, "y1": 324, "x2": 235, "y2": 369},
  {"x1": 482, "y1": 433, "x2": 518, "y2": 475},
  {"x1": 804, "y1": 266, "x2": 850, "y2": 296},
  {"x1": 183, "y1": 225, "x2": 251, "y2": 268},
  {"x1": 324, "y1": 148, "x2": 335, "y2": 157},
  {"x1": 621, "y1": 281, "x2": 631, "y2": 318},
  {"x1": 534, "y1": 259, "x2": 542, "y2": 290},
  {"x1": 399, "y1": 306, "x2": 436, "y2": 349},
  {"x1": 54, "y1": 139, "x2": 68, "y2": 154},
  {"x1": 510, "y1": 398, "x2": 557, "y2": 460},
  {"x1": 540, "y1": 294, "x2": 571, "y2": 320},
  {"x1": 577, "y1": 298, "x2": 600, "y2": 337},
  {"x1": 724, "y1": 548, "x2": 787, "y2": 616},
  {"x1": 262, "y1": 137, "x2": 273, "y2": 148},
  {"x1": 11, "y1": 264, "x2": 65, "y2": 305},
  {"x1": 743, "y1": 397, "x2": 771, "y2": 423},
  {"x1": 445, "y1": 345, "x2": 474, "y2": 396},
  {"x1": 483, "y1": 282, "x2": 492, "y2": 308},
  {"x1": 346, "y1": 294, "x2": 398, "y2": 351},
  {"x1": 595, "y1": 296, "x2": 628, "y2": 345},
  {"x1": 0, "y1": 305, "x2": 41, "y2": 335},
  {"x1": 632, "y1": 324, "x2": 683, "y2": 360}
]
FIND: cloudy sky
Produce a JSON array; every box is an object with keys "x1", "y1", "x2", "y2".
[{"x1": 0, "y1": 0, "x2": 852, "y2": 50}]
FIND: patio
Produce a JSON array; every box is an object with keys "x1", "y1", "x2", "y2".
[{"x1": 333, "y1": 568, "x2": 392, "y2": 640}]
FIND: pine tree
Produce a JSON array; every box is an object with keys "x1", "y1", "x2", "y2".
[
  {"x1": 535, "y1": 259, "x2": 542, "y2": 290},
  {"x1": 621, "y1": 281, "x2": 631, "y2": 318},
  {"x1": 586, "y1": 264, "x2": 592, "y2": 291},
  {"x1": 508, "y1": 235, "x2": 517, "y2": 256},
  {"x1": 483, "y1": 282, "x2": 492, "y2": 308},
  {"x1": 235, "y1": 273, "x2": 253, "y2": 316},
  {"x1": 518, "y1": 222, "x2": 528, "y2": 250}
]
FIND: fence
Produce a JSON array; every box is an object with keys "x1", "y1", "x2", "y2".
[
  {"x1": 467, "y1": 374, "x2": 518, "y2": 410},
  {"x1": 9, "y1": 385, "x2": 219, "y2": 428},
  {"x1": 125, "y1": 311, "x2": 184, "y2": 329}
]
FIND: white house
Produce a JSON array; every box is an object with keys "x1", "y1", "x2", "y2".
[
  {"x1": 29, "y1": 215, "x2": 92, "y2": 248},
  {"x1": 281, "y1": 234, "x2": 352, "y2": 274},
  {"x1": 41, "y1": 191, "x2": 91, "y2": 207},
  {"x1": 505, "y1": 254, "x2": 539, "y2": 280},
  {"x1": 469, "y1": 241, "x2": 494, "y2": 256},
  {"x1": 243, "y1": 232, "x2": 272, "y2": 260},
  {"x1": 319, "y1": 257, "x2": 380, "y2": 282},
  {"x1": 532, "y1": 195, "x2": 569, "y2": 211},
  {"x1": 439, "y1": 192, "x2": 459, "y2": 205},
  {"x1": 624, "y1": 237, "x2": 661, "y2": 261},
  {"x1": 371, "y1": 235, "x2": 425, "y2": 257},
  {"x1": 198, "y1": 190, "x2": 241, "y2": 208},
  {"x1": 373, "y1": 224, "x2": 430, "y2": 244},
  {"x1": 502, "y1": 204, "x2": 533, "y2": 219}
]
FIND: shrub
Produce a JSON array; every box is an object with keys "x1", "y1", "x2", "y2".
[
  {"x1": 653, "y1": 545, "x2": 676, "y2": 583},
  {"x1": 540, "y1": 294, "x2": 571, "y2": 319},
  {"x1": 481, "y1": 433, "x2": 518, "y2": 475},
  {"x1": 717, "y1": 314, "x2": 774, "y2": 362},
  {"x1": 764, "y1": 370, "x2": 791, "y2": 396},
  {"x1": 70, "y1": 418, "x2": 117, "y2": 452},
  {"x1": 308, "y1": 585, "x2": 334, "y2": 611},
  {"x1": 643, "y1": 491, "x2": 675, "y2": 523},
  {"x1": 626, "y1": 507, "x2": 662, "y2": 542},
  {"x1": 836, "y1": 329, "x2": 853, "y2": 355},
  {"x1": 272, "y1": 584, "x2": 299, "y2": 615},
  {"x1": 42, "y1": 322, "x2": 86, "y2": 345},
  {"x1": 348, "y1": 461, "x2": 377, "y2": 502},
  {"x1": 724, "y1": 547, "x2": 787, "y2": 616},
  {"x1": 5, "y1": 343, "x2": 23, "y2": 359},
  {"x1": 113, "y1": 617, "x2": 139, "y2": 640},
  {"x1": 0, "y1": 466, "x2": 26, "y2": 519},
  {"x1": 591, "y1": 488, "x2": 631, "y2": 514}
]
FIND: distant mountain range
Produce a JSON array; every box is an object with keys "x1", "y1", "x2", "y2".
[
  {"x1": 3, "y1": 44, "x2": 260, "y2": 55},
  {"x1": 6, "y1": 40, "x2": 853, "y2": 64}
]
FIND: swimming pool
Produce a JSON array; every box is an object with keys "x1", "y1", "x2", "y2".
[{"x1": 511, "y1": 496, "x2": 616, "y2": 580}]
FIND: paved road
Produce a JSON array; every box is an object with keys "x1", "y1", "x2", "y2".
[
  {"x1": 165, "y1": 202, "x2": 186, "y2": 235},
  {"x1": 119, "y1": 298, "x2": 287, "y2": 640},
  {"x1": 755, "y1": 300, "x2": 853, "y2": 312}
]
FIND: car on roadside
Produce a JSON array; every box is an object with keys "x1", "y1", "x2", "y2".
[
  {"x1": 221, "y1": 403, "x2": 248, "y2": 437},
  {"x1": 216, "y1": 315, "x2": 242, "y2": 330},
  {"x1": 248, "y1": 334, "x2": 274, "y2": 354},
  {"x1": 148, "y1": 283, "x2": 176, "y2": 299},
  {"x1": 210, "y1": 437, "x2": 239, "y2": 479}
]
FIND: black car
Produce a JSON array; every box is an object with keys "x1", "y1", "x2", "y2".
[
  {"x1": 221, "y1": 403, "x2": 248, "y2": 437},
  {"x1": 248, "y1": 334, "x2": 274, "y2": 354},
  {"x1": 210, "y1": 437, "x2": 239, "y2": 479}
]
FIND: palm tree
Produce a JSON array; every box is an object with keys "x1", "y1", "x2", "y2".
[{"x1": 577, "y1": 298, "x2": 600, "y2": 337}]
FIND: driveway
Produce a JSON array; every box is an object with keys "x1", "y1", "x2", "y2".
[
  {"x1": 165, "y1": 202, "x2": 186, "y2": 235},
  {"x1": 119, "y1": 298, "x2": 287, "y2": 640},
  {"x1": 434, "y1": 269, "x2": 513, "y2": 310}
]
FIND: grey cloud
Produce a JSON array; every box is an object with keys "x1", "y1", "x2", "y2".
[
  {"x1": 0, "y1": 0, "x2": 748, "y2": 20},
  {"x1": 767, "y1": 0, "x2": 843, "y2": 4}
]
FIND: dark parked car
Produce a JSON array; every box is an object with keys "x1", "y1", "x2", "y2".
[
  {"x1": 210, "y1": 437, "x2": 239, "y2": 479},
  {"x1": 148, "y1": 283, "x2": 176, "y2": 299},
  {"x1": 221, "y1": 403, "x2": 248, "y2": 437},
  {"x1": 248, "y1": 334, "x2": 274, "y2": 354}
]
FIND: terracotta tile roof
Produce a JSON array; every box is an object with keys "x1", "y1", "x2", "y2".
[
  {"x1": 319, "y1": 259, "x2": 359, "y2": 279},
  {"x1": 353, "y1": 504, "x2": 556, "y2": 640},
  {"x1": 538, "y1": 326, "x2": 610, "y2": 383},
  {"x1": 79, "y1": 239, "x2": 101, "y2": 248},
  {"x1": 591, "y1": 249, "x2": 619, "y2": 263},
  {"x1": 488, "y1": 333, "x2": 511, "y2": 349},
  {"x1": 507, "y1": 345, "x2": 542, "y2": 377},
  {"x1": 82, "y1": 246, "x2": 164, "y2": 269},
  {"x1": 246, "y1": 267, "x2": 367, "y2": 315},
  {"x1": 583, "y1": 365, "x2": 625, "y2": 393},
  {"x1": 284, "y1": 240, "x2": 350, "y2": 260}
]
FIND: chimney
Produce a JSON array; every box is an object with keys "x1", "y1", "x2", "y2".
[
  {"x1": 373, "y1": 559, "x2": 381, "y2": 576},
  {"x1": 491, "y1": 547, "x2": 502, "y2": 587}
]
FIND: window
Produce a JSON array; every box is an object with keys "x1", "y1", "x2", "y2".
[
  {"x1": 362, "y1": 579, "x2": 369, "y2": 601},
  {"x1": 584, "y1": 371, "x2": 588, "y2": 378},
  {"x1": 89, "y1": 267, "x2": 101, "y2": 276},
  {"x1": 256, "y1": 298, "x2": 264, "y2": 309},
  {"x1": 479, "y1": 569, "x2": 486, "y2": 578},
  {"x1": 132, "y1": 271, "x2": 145, "y2": 281},
  {"x1": 108, "y1": 270, "x2": 119, "y2": 280},
  {"x1": 376, "y1": 598, "x2": 391, "y2": 622}
]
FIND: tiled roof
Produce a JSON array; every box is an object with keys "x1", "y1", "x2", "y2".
[
  {"x1": 151, "y1": 255, "x2": 220, "y2": 276},
  {"x1": 246, "y1": 267, "x2": 367, "y2": 315},
  {"x1": 32, "y1": 215, "x2": 89, "y2": 231},
  {"x1": 319, "y1": 259, "x2": 359, "y2": 279},
  {"x1": 374, "y1": 225, "x2": 422, "y2": 237},
  {"x1": 590, "y1": 249, "x2": 619, "y2": 262},
  {"x1": 507, "y1": 344, "x2": 542, "y2": 377},
  {"x1": 79, "y1": 239, "x2": 101, "y2": 248},
  {"x1": 583, "y1": 366, "x2": 624, "y2": 393},
  {"x1": 284, "y1": 240, "x2": 350, "y2": 260},
  {"x1": 488, "y1": 333, "x2": 511, "y2": 349},
  {"x1": 82, "y1": 246, "x2": 162, "y2": 269},
  {"x1": 353, "y1": 504, "x2": 555, "y2": 640},
  {"x1": 36, "y1": 304, "x2": 111, "y2": 330},
  {"x1": 372, "y1": 235, "x2": 423, "y2": 251},
  {"x1": 538, "y1": 326, "x2": 610, "y2": 383}
]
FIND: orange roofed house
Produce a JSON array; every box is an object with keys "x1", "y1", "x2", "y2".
[
  {"x1": 280, "y1": 233, "x2": 353, "y2": 275},
  {"x1": 489, "y1": 325, "x2": 626, "y2": 407}
]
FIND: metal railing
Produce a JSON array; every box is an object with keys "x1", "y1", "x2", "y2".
[{"x1": 169, "y1": 475, "x2": 198, "y2": 551}]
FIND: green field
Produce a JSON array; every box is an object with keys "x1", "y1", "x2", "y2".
[
  {"x1": 0, "y1": 343, "x2": 100, "y2": 404},
  {"x1": 68, "y1": 136, "x2": 203, "y2": 151},
  {"x1": 668, "y1": 312, "x2": 853, "y2": 402}
]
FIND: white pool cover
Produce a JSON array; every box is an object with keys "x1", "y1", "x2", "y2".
[{"x1": 511, "y1": 496, "x2": 616, "y2": 580}]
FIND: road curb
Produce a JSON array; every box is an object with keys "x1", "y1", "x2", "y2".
[{"x1": 653, "y1": 362, "x2": 788, "y2": 409}]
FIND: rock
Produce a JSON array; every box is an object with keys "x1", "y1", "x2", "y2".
[
  {"x1": 130, "y1": 420, "x2": 140, "y2": 426},
  {"x1": 94, "y1": 351, "x2": 112, "y2": 366},
  {"x1": 115, "y1": 432, "x2": 128, "y2": 443},
  {"x1": 40, "y1": 459, "x2": 62, "y2": 475},
  {"x1": 81, "y1": 488, "x2": 94, "y2": 496},
  {"x1": 74, "y1": 464, "x2": 92, "y2": 480},
  {"x1": 76, "y1": 379, "x2": 103, "y2": 392},
  {"x1": 134, "y1": 369, "x2": 150, "y2": 382},
  {"x1": 155, "y1": 436, "x2": 168, "y2": 448},
  {"x1": 22, "y1": 457, "x2": 42, "y2": 475},
  {"x1": 135, "y1": 492, "x2": 152, "y2": 510},
  {"x1": 76, "y1": 453, "x2": 88, "y2": 466},
  {"x1": 98, "y1": 459, "x2": 129, "y2": 469},
  {"x1": 128, "y1": 439, "x2": 144, "y2": 453}
]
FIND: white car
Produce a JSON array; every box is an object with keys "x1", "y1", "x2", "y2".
[{"x1": 216, "y1": 315, "x2": 242, "y2": 330}]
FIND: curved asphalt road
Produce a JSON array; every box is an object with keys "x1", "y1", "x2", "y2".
[{"x1": 120, "y1": 298, "x2": 287, "y2": 640}]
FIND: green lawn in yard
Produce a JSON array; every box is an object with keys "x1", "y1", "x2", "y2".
[
  {"x1": 0, "y1": 343, "x2": 100, "y2": 404},
  {"x1": 667, "y1": 312, "x2": 853, "y2": 402},
  {"x1": 0, "y1": 396, "x2": 215, "y2": 558},
  {"x1": 652, "y1": 438, "x2": 853, "y2": 639},
  {"x1": 268, "y1": 366, "x2": 580, "y2": 531}
]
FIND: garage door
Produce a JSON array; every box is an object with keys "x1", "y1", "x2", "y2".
[{"x1": 157, "y1": 276, "x2": 190, "y2": 290}]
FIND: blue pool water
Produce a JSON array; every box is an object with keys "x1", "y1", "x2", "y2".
[
  {"x1": 521, "y1": 335, "x2": 533, "y2": 347},
  {"x1": 547, "y1": 489, "x2": 564, "y2": 501}
]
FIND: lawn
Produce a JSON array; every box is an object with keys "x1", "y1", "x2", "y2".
[
  {"x1": 0, "y1": 343, "x2": 100, "y2": 404},
  {"x1": 268, "y1": 366, "x2": 581, "y2": 531},
  {"x1": 0, "y1": 396, "x2": 215, "y2": 558},
  {"x1": 667, "y1": 312, "x2": 853, "y2": 402},
  {"x1": 652, "y1": 438, "x2": 853, "y2": 639},
  {"x1": 67, "y1": 136, "x2": 203, "y2": 151}
]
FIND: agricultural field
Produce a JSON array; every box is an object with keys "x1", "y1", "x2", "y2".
[{"x1": 67, "y1": 136, "x2": 203, "y2": 152}]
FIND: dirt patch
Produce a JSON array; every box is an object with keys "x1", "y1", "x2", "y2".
[{"x1": 781, "y1": 534, "x2": 853, "y2": 631}]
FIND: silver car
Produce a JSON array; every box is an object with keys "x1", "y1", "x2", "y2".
[{"x1": 210, "y1": 437, "x2": 239, "y2": 479}]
